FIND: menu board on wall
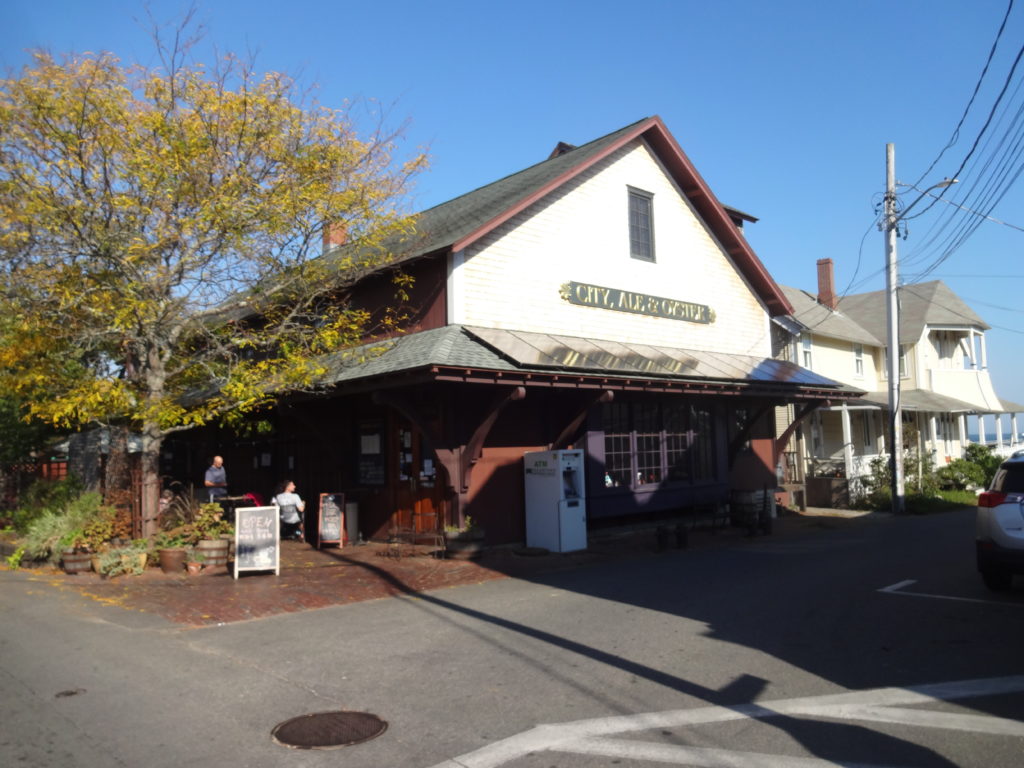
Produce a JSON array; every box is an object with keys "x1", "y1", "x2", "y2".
[{"x1": 358, "y1": 422, "x2": 386, "y2": 485}]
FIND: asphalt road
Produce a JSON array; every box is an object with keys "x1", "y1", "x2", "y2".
[{"x1": 3, "y1": 507, "x2": 1024, "y2": 767}]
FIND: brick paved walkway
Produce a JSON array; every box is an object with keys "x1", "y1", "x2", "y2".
[{"x1": 8, "y1": 510, "x2": 866, "y2": 628}]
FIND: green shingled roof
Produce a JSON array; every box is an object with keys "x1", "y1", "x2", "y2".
[
  {"x1": 779, "y1": 285, "x2": 883, "y2": 345},
  {"x1": 322, "y1": 325, "x2": 517, "y2": 384},
  {"x1": 839, "y1": 281, "x2": 990, "y2": 343},
  {"x1": 781, "y1": 280, "x2": 990, "y2": 346},
  {"x1": 392, "y1": 119, "x2": 652, "y2": 261},
  {"x1": 321, "y1": 324, "x2": 856, "y2": 395}
]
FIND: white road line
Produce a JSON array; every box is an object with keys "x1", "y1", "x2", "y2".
[
  {"x1": 562, "y1": 735, "x2": 895, "y2": 767},
  {"x1": 817, "y1": 705, "x2": 1024, "y2": 736},
  {"x1": 879, "y1": 580, "x2": 917, "y2": 593},
  {"x1": 429, "y1": 675, "x2": 1024, "y2": 768},
  {"x1": 878, "y1": 580, "x2": 1024, "y2": 606}
]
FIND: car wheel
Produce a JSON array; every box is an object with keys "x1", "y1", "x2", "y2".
[{"x1": 981, "y1": 568, "x2": 1012, "y2": 591}]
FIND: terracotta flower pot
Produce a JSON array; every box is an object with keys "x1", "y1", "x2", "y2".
[{"x1": 158, "y1": 548, "x2": 186, "y2": 574}]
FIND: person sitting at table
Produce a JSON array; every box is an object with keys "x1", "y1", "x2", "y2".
[{"x1": 273, "y1": 480, "x2": 305, "y2": 541}]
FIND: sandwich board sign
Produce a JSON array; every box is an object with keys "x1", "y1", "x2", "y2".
[
  {"x1": 316, "y1": 493, "x2": 344, "y2": 549},
  {"x1": 233, "y1": 505, "x2": 280, "y2": 578}
]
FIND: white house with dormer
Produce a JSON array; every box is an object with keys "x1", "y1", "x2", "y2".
[{"x1": 776, "y1": 258, "x2": 1022, "y2": 505}]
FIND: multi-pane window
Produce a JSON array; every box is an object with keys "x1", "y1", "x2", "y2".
[
  {"x1": 602, "y1": 401, "x2": 716, "y2": 488},
  {"x1": 853, "y1": 343, "x2": 864, "y2": 377},
  {"x1": 634, "y1": 403, "x2": 662, "y2": 485},
  {"x1": 690, "y1": 405, "x2": 715, "y2": 480},
  {"x1": 664, "y1": 404, "x2": 691, "y2": 482},
  {"x1": 628, "y1": 188, "x2": 655, "y2": 261},
  {"x1": 801, "y1": 335, "x2": 813, "y2": 369},
  {"x1": 883, "y1": 345, "x2": 908, "y2": 379},
  {"x1": 603, "y1": 403, "x2": 633, "y2": 488}
]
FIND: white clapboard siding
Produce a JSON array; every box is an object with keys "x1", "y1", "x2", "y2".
[{"x1": 449, "y1": 138, "x2": 771, "y2": 357}]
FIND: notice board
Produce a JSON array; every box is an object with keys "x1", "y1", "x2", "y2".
[
  {"x1": 316, "y1": 493, "x2": 344, "y2": 549},
  {"x1": 233, "y1": 505, "x2": 280, "y2": 578}
]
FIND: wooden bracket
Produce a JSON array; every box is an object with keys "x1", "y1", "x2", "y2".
[
  {"x1": 460, "y1": 386, "x2": 526, "y2": 492},
  {"x1": 727, "y1": 402, "x2": 773, "y2": 467},
  {"x1": 549, "y1": 390, "x2": 614, "y2": 450},
  {"x1": 775, "y1": 399, "x2": 827, "y2": 457}
]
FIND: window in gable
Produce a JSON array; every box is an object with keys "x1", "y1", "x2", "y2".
[
  {"x1": 801, "y1": 335, "x2": 813, "y2": 370},
  {"x1": 853, "y1": 343, "x2": 864, "y2": 377},
  {"x1": 628, "y1": 187, "x2": 655, "y2": 262}
]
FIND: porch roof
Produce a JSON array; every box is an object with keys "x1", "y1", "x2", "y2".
[
  {"x1": 322, "y1": 325, "x2": 859, "y2": 400},
  {"x1": 858, "y1": 388, "x2": 991, "y2": 413}
]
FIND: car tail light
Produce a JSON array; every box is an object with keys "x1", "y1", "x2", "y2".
[{"x1": 978, "y1": 491, "x2": 1008, "y2": 508}]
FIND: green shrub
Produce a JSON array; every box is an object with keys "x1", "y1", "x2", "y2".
[
  {"x1": 965, "y1": 443, "x2": 1002, "y2": 488},
  {"x1": 21, "y1": 492, "x2": 113, "y2": 564},
  {"x1": 936, "y1": 458, "x2": 985, "y2": 490},
  {"x1": 11, "y1": 476, "x2": 84, "y2": 533}
]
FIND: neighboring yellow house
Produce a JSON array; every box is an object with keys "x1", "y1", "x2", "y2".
[{"x1": 776, "y1": 259, "x2": 1022, "y2": 506}]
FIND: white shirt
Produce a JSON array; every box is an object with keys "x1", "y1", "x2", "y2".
[{"x1": 275, "y1": 491, "x2": 305, "y2": 523}]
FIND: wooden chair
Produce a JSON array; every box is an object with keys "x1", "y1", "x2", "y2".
[{"x1": 387, "y1": 508, "x2": 447, "y2": 558}]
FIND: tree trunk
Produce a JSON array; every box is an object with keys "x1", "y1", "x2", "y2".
[{"x1": 139, "y1": 429, "x2": 163, "y2": 539}]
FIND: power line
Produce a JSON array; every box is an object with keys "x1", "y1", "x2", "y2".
[
  {"x1": 932, "y1": 273, "x2": 1024, "y2": 278},
  {"x1": 899, "y1": 183, "x2": 1024, "y2": 232},
  {"x1": 891, "y1": 2, "x2": 1024, "y2": 280},
  {"x1": 910, "y1": 0, "x2": 1016, "y2": 190}
]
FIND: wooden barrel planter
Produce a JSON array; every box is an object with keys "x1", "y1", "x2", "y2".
[
  {"x1": 62, "y1": 550, "x2": 92, "y2": 574},
  {"x1": 158, "y1": 548, "x2": 186, "y2": 574},
  {"x1": 197, "y1": 539, "x2": 229, "y2": 569},
  {"x1": 444, "y1": 529, "x2": 485, "y2": 560}
]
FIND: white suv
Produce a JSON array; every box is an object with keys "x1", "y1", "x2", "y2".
[{"x1": 976, "y1": 454, "x2": 1024, "y2": 590}]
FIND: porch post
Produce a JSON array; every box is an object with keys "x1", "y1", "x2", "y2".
[
  {"x1": 958, "y1": 414, "x2": 966, "y2": 454},
  {"x1": 1013, "y1": 413, "x2": 1019, "y2": 447},
  {"x1": 841, "y1": 403, "x2": 853, "y2": 479},
  {"x1": 978, "y1": 414, "x2": 988, "y2": 447},
  {"x1": 928, "y1": 414, "x2": 938, "y2": 464},
  {"x1": 996, "y1": 413, "x2": 1005, "y2": 450}
]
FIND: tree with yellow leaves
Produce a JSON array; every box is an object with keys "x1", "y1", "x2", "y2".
[{"x1": 0, "y1": 46, "x2": 426, "y2": 535}]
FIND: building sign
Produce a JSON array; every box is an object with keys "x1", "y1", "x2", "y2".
[{"x1": 560, "y1": 281, "x2": 715, "y2": 324}]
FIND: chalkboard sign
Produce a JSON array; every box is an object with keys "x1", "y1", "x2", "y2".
[
  {"x1": 233, "y1": 506, "x2": 280, "y2": 578},
  {"x1": 317, "y1": 493, "x2": 344, "y2": 549}
]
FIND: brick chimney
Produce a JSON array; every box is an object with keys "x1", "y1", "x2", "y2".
[
  {"x1": 322, "y1": 222, "x2": 347, "y2": 254},
  {"x1": 816, "y1": 258, "x2": 837, "y2": 310}
]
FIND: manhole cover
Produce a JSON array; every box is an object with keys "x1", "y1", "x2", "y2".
[{"x1": 271, "y1": 710, "x2": 387, "y2": 750}]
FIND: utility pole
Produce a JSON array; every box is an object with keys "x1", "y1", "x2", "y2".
[
  {"x1": 884, "y1": 143, "x2": 905, "y2": 514},
  {"x1": 881, "y1": 147, "x2": 956, "y2": 515}
]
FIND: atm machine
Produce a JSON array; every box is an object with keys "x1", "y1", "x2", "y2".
[{"x1": 523, "y1": 449, "x2": 587, "y2": 552}]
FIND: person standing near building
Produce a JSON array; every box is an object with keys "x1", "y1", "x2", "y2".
[
  {"x1": 274, "y1": 480, "x2": 306, "y2": 540},
  {"x1": 204, "y1": 456, "x2": 228, "y2": 502}
]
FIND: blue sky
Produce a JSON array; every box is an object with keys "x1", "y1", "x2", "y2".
[{"x1": 5, "y1": 0, "x2": 1024, "y2": 418}]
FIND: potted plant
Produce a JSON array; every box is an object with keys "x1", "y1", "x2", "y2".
[
  {"x1": 444, "y1": 516, "x2": 485, "y2": 559},
  {"x1": 124, "y1": 538, "x2": 150, "y2": 572},
  {"x1": 59, "y1": 529, "x2": 92, "y2": 574},
  {"x1": 20, "y1": 492, "x2": 116, "y2": 571},
  {"x1": 97, "y1": 545, "x2": 148, "y2": 578},
  {"x1": 444, "y1": 516, "x2": 485, "y2": 542},
  {"x1": 185, "y1": 547, "x2": 205, "y2": 575},
  {"x1": 154, "y1": 532, "x2": 189, "y2": 574},
  {"x1": 190, "y1": 503, "x2": 233, "y2": 569}
]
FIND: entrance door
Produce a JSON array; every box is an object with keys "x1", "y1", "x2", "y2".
[{"x1": 393, "y1": 424, "x2": 444, "y2": 534}]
